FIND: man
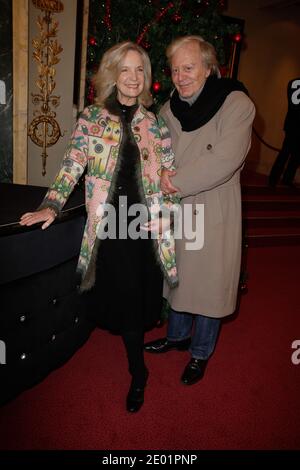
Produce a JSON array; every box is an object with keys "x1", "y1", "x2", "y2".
[
  {"x1": 269, "y1": 78, "x2": 300, "y2": 187},
  {"x1": 144, "y1": 36, "x2": 255, "y2": 385}
]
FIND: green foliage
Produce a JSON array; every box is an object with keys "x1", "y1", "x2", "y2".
[{"x1": 87, "y1": 0, "x2": 240, "y2": 109}]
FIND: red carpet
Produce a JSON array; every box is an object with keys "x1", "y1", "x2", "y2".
[
  {"x1": 0, "y1": 245, "x2": 299, "y2": 450},
  {"x1": 241, "y1": 169, "x2": 300, "y2": 246}
]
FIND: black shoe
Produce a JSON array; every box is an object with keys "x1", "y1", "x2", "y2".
[
  {"x1": 126, "y1": 369, "x2": 149, "y2": 413},
  {"x1": 144, "y1": 337, "x2": 191, "y2": 354},
  {"x1": 181, "y1": 358, "x2": 208, "y2": 385}
]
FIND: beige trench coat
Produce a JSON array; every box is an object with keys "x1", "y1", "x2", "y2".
[{"x1": 161, "y1": 91, "x2": 255, "y2": 317}]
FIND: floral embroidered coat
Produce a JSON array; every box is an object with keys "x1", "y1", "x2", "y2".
[{"x1": 40, "y1": 104, "x2": 179, "y2": 291}]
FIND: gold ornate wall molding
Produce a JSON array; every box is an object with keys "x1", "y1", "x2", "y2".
[
  {"x1": 27, "y1": 0, "x2": 77, "y2": 186},
  {"x1": 13, "y1": 0, "x2": 29, "y2": 184},
  {"x1": 28, "y1": 0, "x2": 64, "y2": 176}
]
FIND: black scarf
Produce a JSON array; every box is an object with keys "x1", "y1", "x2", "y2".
[{"x1": 170, "y1": 75, "x2": 248, "y2": 132}]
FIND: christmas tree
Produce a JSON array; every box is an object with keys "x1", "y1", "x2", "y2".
[{"x1": 86, "y1": 0, "x2": 241, "y2": 108}]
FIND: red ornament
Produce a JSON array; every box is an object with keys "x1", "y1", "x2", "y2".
[
  {"x1": 233, "y1": 33, "x2": 242, "y2": 43},
  {"x1": 89, "y1": 37, "x2": 97, "y2": 46},
  {"x1": 171, "y1": 12, "x2": 182, "y2": 24},
  {"x1": 152, "y1": 82, "x2": 161, "y2": 92}
]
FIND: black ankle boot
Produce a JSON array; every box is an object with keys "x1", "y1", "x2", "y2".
[{"x1": 126, "y1": 369, "x2": 149, "y2": 413}]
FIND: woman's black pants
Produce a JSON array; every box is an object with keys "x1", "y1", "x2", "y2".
[{"x1": 121, "y1": 330, "x2": 147, "y2": 388}]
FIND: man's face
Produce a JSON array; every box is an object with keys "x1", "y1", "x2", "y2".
[{"x1": 170, "y1": 41, "x2": 210, "y2": 98}]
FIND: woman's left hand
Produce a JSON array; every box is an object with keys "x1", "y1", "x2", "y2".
[{"x1": 141, "y1": 217, "x2": 171, "y2": 236}]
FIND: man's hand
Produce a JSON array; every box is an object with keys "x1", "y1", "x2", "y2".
[
  {"x1": 19, "y1": 207, "x2": 57, "y2": 230},
  {"x1": 161, "y1": 168, "x2": 179, "y2": 194}
]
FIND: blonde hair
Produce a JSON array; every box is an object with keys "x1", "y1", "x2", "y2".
[
  {"x1": 166, "y1": 35, "x2": 219, "y2": 76},
  {"x1": 93, "y1": 41, "x2": 153, "y2": 107}
]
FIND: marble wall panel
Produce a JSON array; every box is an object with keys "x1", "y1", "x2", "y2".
[{"x1": 0, "y1": 0, "x2": 13, "y2": 183}]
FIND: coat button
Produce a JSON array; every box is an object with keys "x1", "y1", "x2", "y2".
[
  {"x1": 20, "y1": 353, "x2": 27, "y2": 360},
  {"x1": 20, "y1": 314, "x2": 26, "y2": 322},
  {"x1": 147, "y1": 189, "x2": 153, "y2": 195},
  {"x1": 52, "y1": 298, "x2": 57, "y2": 305},
  {"x1": 118, "y1": 185, "x2": 122, "y2": 190},
  {"x1": 134, "y1": 126, "x2": 140, "y2": 132},
  {"x1": 206, "y1": 144, "x2": 212, "y2": 150}
]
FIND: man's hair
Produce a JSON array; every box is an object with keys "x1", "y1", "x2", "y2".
[
  {"x1": 166, "y1": 35, "x2": 219, "y2": 76},
  {"x1": 93, "y1": 41, "x2": 153, "y2": 107}
]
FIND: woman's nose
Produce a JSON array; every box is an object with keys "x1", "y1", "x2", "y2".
[{"x1": 130, "y1": 70, "x2": 138, "y2": 81}]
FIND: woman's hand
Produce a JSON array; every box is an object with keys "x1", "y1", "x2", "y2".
[
  {"x1": 19, "y1": 207, "x2": 57, "y2": 230},
  {"x1": 141, "y1": 217, "x2": 171, "y2": 236},
  {"x1": 161, "y1": 168, "x2": 179, "y2": 194}
]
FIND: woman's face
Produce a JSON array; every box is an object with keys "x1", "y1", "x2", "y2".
[{"x1": 116, "y1": 50, "x2": 145, "y2": 105}]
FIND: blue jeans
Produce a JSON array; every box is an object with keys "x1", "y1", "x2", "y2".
[{"x1": 167, "y1": 308, "x2": 221, "y2": 360}]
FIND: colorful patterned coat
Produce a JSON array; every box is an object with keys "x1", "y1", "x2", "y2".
[{"x1": 40, "y1": 104, "x2": 179, "y2": 291}]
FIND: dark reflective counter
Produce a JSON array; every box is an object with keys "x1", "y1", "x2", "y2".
[{"x1": 0, "y1": 183, "x2": 94, "y2": 404}]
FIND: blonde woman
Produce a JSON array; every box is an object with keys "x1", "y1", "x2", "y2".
[{"x1": 20, "y1": 41, "x2": 178, "y2": 413}]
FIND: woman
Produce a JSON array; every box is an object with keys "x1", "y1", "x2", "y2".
[{"x1": 20, "y1": 41, "x2": 178, "y2": 413}]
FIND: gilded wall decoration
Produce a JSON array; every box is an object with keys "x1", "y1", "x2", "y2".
[{"x1": 28, "y1": 0, "x2": 64, "y2": 176}]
